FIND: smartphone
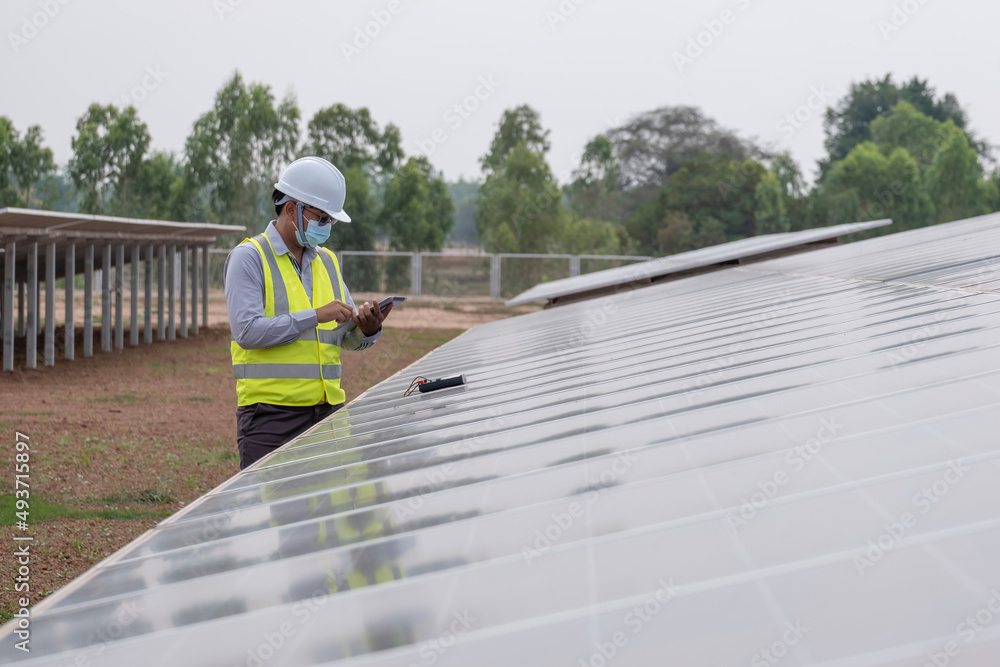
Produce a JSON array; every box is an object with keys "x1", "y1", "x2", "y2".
[
  {"x1": 332, "y1": 296, "x2": 405, "y2": 334},
  {"x1": 378, "y1": 296, "x2": 406, "y2": 310}
]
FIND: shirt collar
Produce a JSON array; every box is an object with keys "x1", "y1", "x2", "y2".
[{"x1": 264, "y1": 220, "x2": 318, "y2": 264}]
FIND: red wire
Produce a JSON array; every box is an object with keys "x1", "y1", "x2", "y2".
[{"x1": 404, "y1": 376, "x2": 428, "y2": 397}]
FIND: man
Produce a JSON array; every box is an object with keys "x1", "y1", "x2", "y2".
[{"x1": 224, "y1": 156, "x2": 393, "y2": 470}]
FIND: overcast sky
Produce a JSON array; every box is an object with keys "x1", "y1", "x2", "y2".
[{"x1": 2, "y1": 0, "x2": 997, "y2": 187}]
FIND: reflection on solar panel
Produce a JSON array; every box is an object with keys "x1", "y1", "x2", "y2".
[
  {"x1": 3, "y1": 213, "x2": 1000, "y2": 666},
  {"x1": 505, "y1": 219, "x2": 892, "y2": 307}
]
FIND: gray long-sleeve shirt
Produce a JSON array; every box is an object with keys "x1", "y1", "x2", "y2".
[{"x1": 223, "y1": 221, "x2": 382, "y2": 351}]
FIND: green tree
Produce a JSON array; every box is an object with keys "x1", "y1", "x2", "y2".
[
  {"x1": 131, "y1": 152, "x2": 185, "y2": 220},
  {"x1": 650, "y1": 210, "x2": 726, "y2": 255},
  {"x1": 630, "y1": 199, "x2": 726, "y2": 256},
  {"x1": 988, "y1": 170, "x2": 1000, "y2": 213},
  {"x1": 475, "y1": 142, "x2": 564, "y2": 254},
  {"x1": 573, "y1": 135, "x2": 620, "y2": 186},
  {"x1": 625, "y1": 152, "x2": 767, "y2": 255},
  {"x1": 607, "y1": 106, "x2": 765, "y2": 191},
  {"x1": 303, "y1": 104, "x2": 406, "y2": 291},
  {"x1": 830, "y1": 100, "x2": 995, "y2": 227},
  {"x1": 771, "y1": 152, "x2": 806, "y2": 199},
  {"x1": 476, "y1": 106, "x2": 564, "y2": 254},
  {"x1": 331, "y1": 165, "x2": 379, "y2": 252},
  {"x1": 924, "y1": 122, "x2": 992, "y2": 223},
  {"x1": 869, "y1": 101, "x2": 946, "y2": 173},
  {"x1": 570, "y1": 107, "x2": 767, "y2": 232},
  {"x1": 480, "y1": 105, "x2": 551, "y2": 176},
  {"x1": 32, "y1": 170, "x2": 80, "y2": 212},
  {"x1": 667, "y1": 153, "x2": 766, "y2": 238},
  {"x1": 68, "y1": 104, "x2": 151, "y2": 214},
  {"x1": 823, "y1": 142, "x2": 934, "y2": 231},
  {"x1": 445, "y1": 179, "x2": 481, "y2": 246},
  {"x1": 378, "y1": 157, "x2": 455, "y2": 252},
  {"x1": 0, "y1": 117, "x2": 22, "y2": 206},
  {"x1": 328, "y1": 165, "x2": 381, "y2": 291},
  {"x1": 821, "y1": 75, "x2": 980, "y2": 176},
  {"x1": 769, "y1": 152, "x2": 815, "y2": 230},
  {"x1": 184, "y1": 72, "x2": 300, "y2": 232},
  {"x1": 10, "y1": 125, "x2": 55, "y2": 207},
  {"x1": 305, "y1": 104, "x2": 403, "y2": 190},
  {"x1": 555, "y1": 216, "x2": 626, "y2": 255},
  {"x1": 624, "y1": 194, "x2": 664, "y2": 255},
  {"x1": 755, "y1": 172, "x2": 789, "y2": 235},
  {"x1": 565, "y1": 135, "x2": 626, "y2": 223}
]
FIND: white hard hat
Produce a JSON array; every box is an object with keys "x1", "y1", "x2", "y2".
[{"x1": 274, "y1": 156, "x2": 352, "y2": 223}]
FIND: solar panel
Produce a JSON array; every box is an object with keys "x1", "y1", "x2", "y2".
[
  {"x1": 2, "y1": 213, "x2": 999, "y2": 666},
  {"x1": 0, "y1": 207, "x2": 242, "y2": 240},
  {"x1": 505, "y1": 219, "x2": 893, "y2": 306}
]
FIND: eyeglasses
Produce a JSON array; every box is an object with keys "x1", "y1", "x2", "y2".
[{"x1": 303, "y1": 206, "x2": 335, "y2": 227}]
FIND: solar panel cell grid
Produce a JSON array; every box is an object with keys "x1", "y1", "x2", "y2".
[{"x1": 2, "y1": 213, "x2": 999, "y2": 666}]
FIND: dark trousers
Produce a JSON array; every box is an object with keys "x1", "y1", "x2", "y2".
[{"x1": 236, "y1": 402, "x2": 344, "y2": 470}]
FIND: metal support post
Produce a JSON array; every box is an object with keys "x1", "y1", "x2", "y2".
[
  {"x1": 65, "y1": 243, "x2": 75, "y2": 360},
  {"x1": 144, "y1": 244, "x2": 153, "y2": 344},
  {"x1": 130, "y1": 243, "x2": 140, "y2": 346},
  {"x1": 202, "y1": 246, "x2": 209, "y2": 330},
  {"x1": 26, "y1": 242, "x2": 38, "y2": 368},
  {"x1": 101, "y1": 243, "x2": 112, "y2": 352},
  {"x1": 191, "y1": 246, "x2": 199, "y2": 335},
  {"x1": 180, "y1": 245, "x2": 187, "y2": 338},
  {"x1": 167, "y1": 244, "x2": 175, "y2": 340},
  {"x1": 3, "y1": 240, "x2": 14, "y2": 371},
  {"x1": 114, "y1": 243, "x2": 124, "y2": 350},
  {"x1": 45, "y1": 242, "x2": 55, "y2": 366},
  {"x1": 157, "y1": 245, "x2": 166, "y2": 341},
  {"x1": 411, "y1": 253, "x2": 422, "y2": 297},
  {"x1": 490, "y1": 254, "x2": 502, "y2": 300},
  {"x1": 84, "y1": 244, "x2": 94, "y2": 357}
]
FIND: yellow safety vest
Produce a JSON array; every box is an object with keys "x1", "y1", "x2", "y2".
[{"x1": 230, "y1": 233, "x2": 348, "y2": 407}]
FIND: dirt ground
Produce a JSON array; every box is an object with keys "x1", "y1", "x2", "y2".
[{"x1": 0, "y1": 298, "x2": 535, "y2": 622}]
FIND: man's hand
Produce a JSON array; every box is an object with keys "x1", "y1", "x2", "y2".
[
  {"x1": 315, "y1": 300, "x2": 355, "y2": 324},
  {"x1": 355, "y1": 300, "x2": 393, "y2": 337}
]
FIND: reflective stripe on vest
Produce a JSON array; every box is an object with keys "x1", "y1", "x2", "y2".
[
  {"x1": 295, "y1": 329, "x2": 351, "y2": 346},
  {"x1": 232, "y1": 364, "x2": 343, "y2": 380},
  {"x1": 230, "y1": 233, "x2": 347, "y2": 406}
]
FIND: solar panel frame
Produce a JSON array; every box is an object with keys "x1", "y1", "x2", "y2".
[{"x1": 504, "y1": 219, "x2": 893, "y2": 306}]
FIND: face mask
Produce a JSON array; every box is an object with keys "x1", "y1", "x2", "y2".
[
  {"x1": 302, "y1": 220, "x2": 331, "y2": 247},
  {"x1": 294, "y1": 205, "x2": 332, "y2": 248}
]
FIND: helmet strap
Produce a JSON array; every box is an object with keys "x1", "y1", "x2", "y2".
[{"x1": 295, "y1": 202, "x2": 309, "y2": 247}]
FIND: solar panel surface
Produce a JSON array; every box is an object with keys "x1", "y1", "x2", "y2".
[{"x1": 2, "y1": 213, "x2": 999, "y2": 666}]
